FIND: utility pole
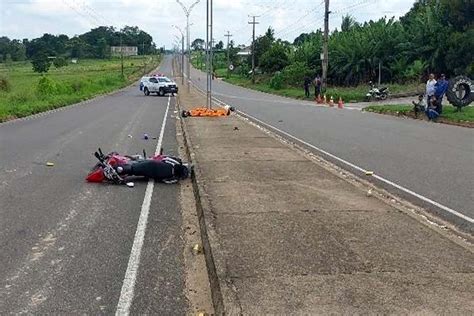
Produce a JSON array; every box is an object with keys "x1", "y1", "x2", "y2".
[
  {"x1": 248, "y1": 15, "x2": 259, "y2": 84},
  {"x1": 176, "y1": 0, "x2": 200, "y2": 92},
  {"x1": 224, "y1": 31, "x2": 232, "y2": 78},
  {"x1": 322, "y1": 0, "x2": 330, "y2": 91},
  {"x1": 181, "y1": 35, "x2": 185, "y2": 85},
  {"x1": 378, "y1": 60, "x2": 382, "y2": 87},
  {"x1": 206, "y1": 0, "x2": 213, "y2": 109},
  {"x1": 120, "y1": 32, "x2": 124, "y2": 77}
]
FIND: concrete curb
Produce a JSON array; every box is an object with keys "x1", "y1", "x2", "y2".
[{"x1": 175, "y1": 95, "x2": 242, "y2": 315}]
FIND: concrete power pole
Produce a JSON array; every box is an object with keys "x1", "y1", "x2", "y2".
[
  {"x1": 206, "y1": 0, "x2": 213, "y2": 108},
  {"x1": 120, "y1": 33, "x2": 124, "y2": 77},
  {"x1": 322, "y1": 0, "x2": 330, "y2": 91},
  {"x1": 176, "y1": 0, "x2": 200, "y2": 93},
  {"x1": 181, "y1": 35, "x2": 185, "y2": 85},
  {"x1": 248, "y1": 15, "x2": 259, "y2": 84},
  {"x1": 224, "y1": 31, "x2": 232, "y2": 78}
]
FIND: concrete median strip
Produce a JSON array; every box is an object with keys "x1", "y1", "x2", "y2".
[{"x1": 176, "y1": 86, "x2": 474, "y2": 314}]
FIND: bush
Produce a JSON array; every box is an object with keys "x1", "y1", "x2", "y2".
[
  {"x1": 32, "y1": 54, "x2": 51, "y2": 73},
  {"x1": 37, "y1": 76, "x2": 57, "y2": 96},
  {"x1": 280, "y1": 62, "x2": 311, "y2": 87},
  {"x1": 269, "y1": 72, "x2": 284, "y2": 90},
  {"x1": 0, "y1": 77, "x2": 11, "y2": 92},
  {"x1": 237, "y1": 63, "x2": 251, "y2": 78},
  {"x1": 53, "y1": 57, "x2": 68, "y2": 68}
]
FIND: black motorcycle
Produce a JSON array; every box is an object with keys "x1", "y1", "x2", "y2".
[{"x1": 366, "y1": 81, "x2": 390, "y2": 101}]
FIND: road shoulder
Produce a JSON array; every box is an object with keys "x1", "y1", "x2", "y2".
[{"x1": 177, "y1": 83, "x2": 474, "y2": 314}]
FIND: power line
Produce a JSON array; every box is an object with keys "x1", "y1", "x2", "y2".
[{"x1": 224, "y1": 30, "x2": 232, "y2": 77}]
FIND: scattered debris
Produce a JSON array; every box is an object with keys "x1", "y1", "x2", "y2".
[
  {"x1": 152, "y1": 136, "x2": 157, "y2": 140},
  {"x1": 127, "y1": 134, "x2": 133, "y2": 138},
  {"x1": 126, "y1": 182, "x2": 135, "y2": 188},
  {"x1": 278, "y1": 120, "x2": 283, "y2": 123},
  {"x1": 196, "y1": 312, "x2": 208, "y2": 316},
  {"x1": 366, "y1": 189, "x2": 373, "y2": 197},
  {"x1": 192, "y1": 243, "x2": 203, "y2": 255},
  {"x1": 233, "y1": 126, "x2": 239, "y2": 130},
  {"x1": 46, "y1": 162, "x2": 54, "y2": 167}
]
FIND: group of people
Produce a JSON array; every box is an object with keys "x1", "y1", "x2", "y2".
[
  {"x1": 304, "y1": 75, "x2": 322, "y2": 98},
  {"x1": 412, "y1": 73, "x2": 449, "y2": 121}
]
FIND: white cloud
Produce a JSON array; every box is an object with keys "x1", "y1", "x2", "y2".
[{"x1": 1, "y1": 0, "x2": 416, "y2": 47}]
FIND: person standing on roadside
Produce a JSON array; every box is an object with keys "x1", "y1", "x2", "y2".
[
  {"x1": 426, "y1": 73, "x2": 437, "y2": 104},
  {"x1": 434, "y1": 74, "x2": 449, "y2": 105},
  {"x1": 314, "y1": 74, "x2": 322, "y2": 98},
  {"x1": 303, "y1": 77, "x2": 311, "y2": 98}
]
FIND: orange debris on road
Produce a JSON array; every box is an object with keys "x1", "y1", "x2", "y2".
[{"x1": 182, "y1": 105, "x2": 234, "y2": 118}]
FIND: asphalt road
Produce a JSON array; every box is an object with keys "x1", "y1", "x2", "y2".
[
  {"x1": 0, "y1": 57, "x2": 188, "y2": 313},
  {"x1": 188, "y1": 66, "x2": 474, "y2": 228}
]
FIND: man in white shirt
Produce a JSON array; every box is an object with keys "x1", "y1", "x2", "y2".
[{"x1": 426, "y1": 73, "x2": 437, "y2": 103}]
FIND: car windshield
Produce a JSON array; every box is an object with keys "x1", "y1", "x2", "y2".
[{"x1": 159, "y1": 77, "x2": 172, "y2": 82}]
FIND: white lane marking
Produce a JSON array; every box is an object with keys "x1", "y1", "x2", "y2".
[
  {"x1": 116, "y1": 96, "x2": 171, "y2": 315},
  {"x1": 190, "y1": 84, "x2": 472, "y2": 224},
  {"x1": 235, "y1": 109, "x2": 473, "y2": 224}
]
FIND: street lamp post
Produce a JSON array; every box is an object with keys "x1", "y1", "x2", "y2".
[
  {"x1": 176, "y1": 0, "x2": 200, "y2": 92},
  {"x1": 173, "y1": 26, "x2": 185, "y2": 86}
]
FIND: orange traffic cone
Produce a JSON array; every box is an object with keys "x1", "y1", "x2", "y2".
[
  {"x1": 329, "y1": 96, "x2": 334, "y2": 107},
  {"x1": 338, "y1": 97, "x2": 344, "y2": 109}
]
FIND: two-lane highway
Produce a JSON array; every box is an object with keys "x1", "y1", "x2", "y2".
[
  {"x1": 189, "y1": 66, "x2": 473, "y2": 228},
  {"x1": 0, "y1": 56, "x2": 188, "y2": 313}
]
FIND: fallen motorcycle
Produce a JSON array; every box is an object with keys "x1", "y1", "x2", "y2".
[
  {"x1": 366, "y1": 81, "x2": 389, "y2": 101},
  {"x1": 86, "y1": 148, "x2": 191, "y2": 184}
]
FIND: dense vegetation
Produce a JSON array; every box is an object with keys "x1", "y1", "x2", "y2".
[
  {"x1": 193, "y1": 0, "x2": 472, "y2": 91},
  {"x1": 0, "y1": 26, "x2": 158, "y2": 63}
]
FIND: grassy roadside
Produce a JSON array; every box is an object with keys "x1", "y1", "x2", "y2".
[
  {"x1": 0, "y1": 55, "x2": 162, "y2": 122},
  {"x1": 191, "y1": 56, "x2": 420, "y2": 103},
  {"x1": 224, "y1": 73, "x2": 421, "y2": 101},
  {"x1": 364, "y1": 104, "x2": 474, "y2": 126}
]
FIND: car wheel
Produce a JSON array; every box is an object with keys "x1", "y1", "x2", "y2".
[
  {"x1": 144, "y1": 88, "x2": 150, "y2": 96},
  {"x1": 158, "y1": 88, "x2": 165, "y2": 96}
]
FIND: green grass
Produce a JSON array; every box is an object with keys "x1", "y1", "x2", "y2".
[
  {"x1": 219, "y1": 71, "x2": 420, "y2": 103},
  {"x1": 0, "y1": 55, "x2": 162, "y2": 122},
  {"x1": 190, "y1": 54, "x2": 421, "y2": 103},
  {"x1": 364, "y1": 104, "x2": 474, "y2": 123}
]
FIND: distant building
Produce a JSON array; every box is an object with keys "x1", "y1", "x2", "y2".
[
  {"x1": 237, "y1": 46, "x2": 251, "y2": 56},
  {"x1": 110, "y1": 46, "x2": 138, "y2": 56}
]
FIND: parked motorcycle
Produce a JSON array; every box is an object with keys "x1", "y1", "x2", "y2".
[
  {"x1": 86, "y1": 148, "x2": 191, "y2": 184},
  {"x1": 366, "y1": 81, "x2": 389, "y2": 101}
]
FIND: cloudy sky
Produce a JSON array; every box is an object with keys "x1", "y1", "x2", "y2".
[{"x1": 1, "y1": 0, "x2": 416, "y2": 48}]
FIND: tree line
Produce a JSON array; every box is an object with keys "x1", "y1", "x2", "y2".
[
  {"x1": 194, "y1": 0, "x2": 472, "y2": 87},
  {"x1": 0, "y1": 26, "x2": 157, "y2": 63}
]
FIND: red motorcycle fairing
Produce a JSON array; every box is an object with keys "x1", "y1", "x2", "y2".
[{"x1": 86, "y1": 163, "x2": 106, "y2": 182}]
